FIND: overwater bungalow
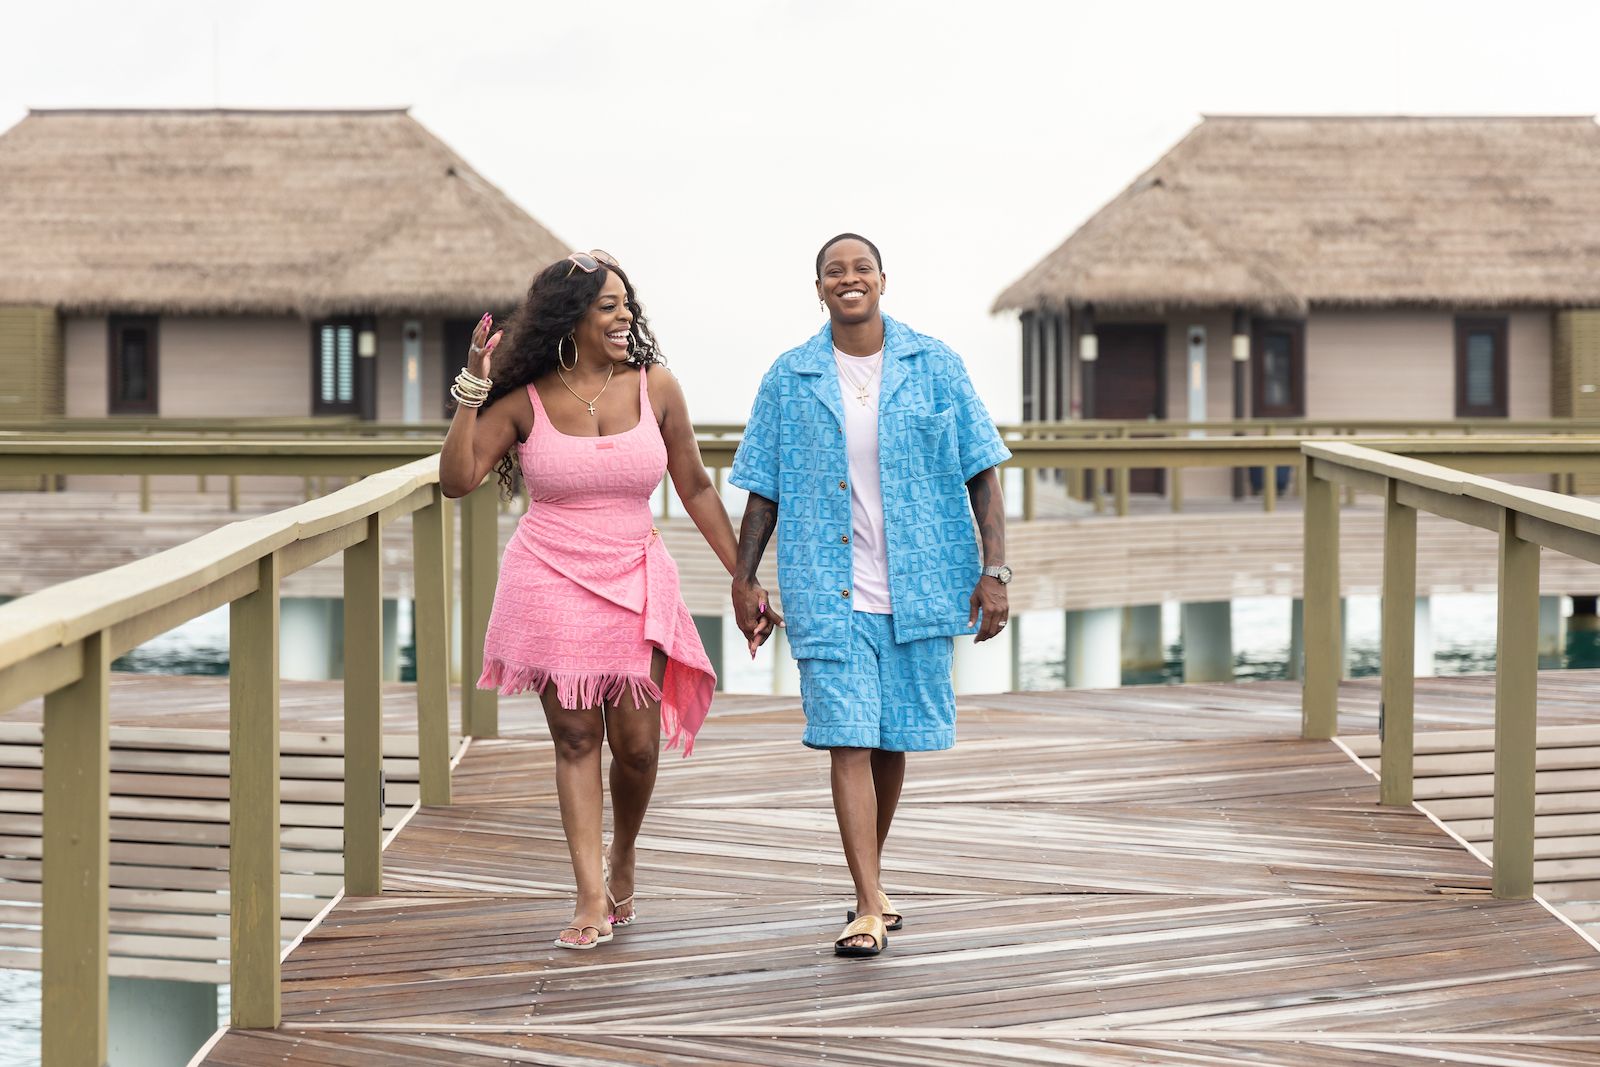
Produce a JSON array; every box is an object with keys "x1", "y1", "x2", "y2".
[
  {"x1": 994, "y1": 115, "x2": 1600, "y2": 490},
  {"x1": 0, "y1": 107, "x2": 567, "y2": 426}
]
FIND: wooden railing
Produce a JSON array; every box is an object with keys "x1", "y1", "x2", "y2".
[
  {"x1": 7, "y1": 432, "x2": 1600, "y2": 523},
  {"x1": 1299, "y1": 440, "x2": 1600, "y2": 900},
  {"x1": 0, "y1": 452, "x2": 501, "y2": 1064},
  {"x1": 12, "y1": 415, "x2": 1600, "y2": 437},
  {"x1": 12, "y1": 417, "x2": 1600, "y2": 522}
]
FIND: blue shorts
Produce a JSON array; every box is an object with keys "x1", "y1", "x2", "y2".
[{"x1": 797, "y1": 612, "x2": 956, "y2": 752}]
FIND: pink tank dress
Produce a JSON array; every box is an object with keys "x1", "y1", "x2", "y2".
[{"x1": 476, "y1": 365, "x2": 716, "y2": 754}]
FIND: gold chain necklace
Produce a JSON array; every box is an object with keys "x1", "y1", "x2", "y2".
[
  {"x1": 835, "y1": 351, "x2": 882, "y2": 407},
  {"x1": 556, "y1": 363, "x2": 615, "y2": 416}
]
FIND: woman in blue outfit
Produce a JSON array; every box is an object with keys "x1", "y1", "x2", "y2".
[{"x1": 730, "y1": 233, "x2": 1012, "y2": 957}]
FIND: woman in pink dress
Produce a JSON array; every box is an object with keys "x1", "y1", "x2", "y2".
[{"x1": 440, "y1": 250, "x2": 778, "y2": 949}]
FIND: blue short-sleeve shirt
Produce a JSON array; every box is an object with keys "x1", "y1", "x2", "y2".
[{"x1": 731, "y1": 316, "x2": 1011, "y2": 660}]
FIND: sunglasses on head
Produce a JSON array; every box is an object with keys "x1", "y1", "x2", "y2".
[{"x1": 565, "y1": 248, "x2": 619, "y2": 278}]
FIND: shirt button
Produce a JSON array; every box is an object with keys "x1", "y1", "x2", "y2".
[
  {"x1": 841, "y1": 535, "x2": 850, "y2": 544},
  {"x1": 838, "y1": 480, "x2": 847, "y2": 490},
  {"x1": 841, "y1": 590, "x2": 851, "y2": 599}
]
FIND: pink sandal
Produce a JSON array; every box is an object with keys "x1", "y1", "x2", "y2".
[
  {"x1": 553, "y1": 924, "x2": 613, "y2": 951},
  {"x1": 603, "y1": 842, "x2": 638, "y2": 927}
]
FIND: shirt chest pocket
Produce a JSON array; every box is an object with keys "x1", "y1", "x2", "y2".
[{"x1": 906, "y1": 408, "x2": 959, "y2": 479}]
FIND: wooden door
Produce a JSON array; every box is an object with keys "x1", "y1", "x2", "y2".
[{"x1": 1094, "y1": 325, "x2": 1166, "y2": 493}]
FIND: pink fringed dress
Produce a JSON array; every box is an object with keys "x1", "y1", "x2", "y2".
[{"x1": 477, "y1": 366, "x2": 716, "y2": 754}]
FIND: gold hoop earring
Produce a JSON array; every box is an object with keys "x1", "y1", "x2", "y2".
[{"x1": 558, "y1": 334, "x2": 577, "y2": 371}]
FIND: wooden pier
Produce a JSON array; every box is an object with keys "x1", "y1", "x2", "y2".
[
  {"x1": 6, "y1": 433, "x2": 1600, "y2": 1064},
  {"x1": 192, "y1": 675, "x2": 1600, "y2": 1066}
]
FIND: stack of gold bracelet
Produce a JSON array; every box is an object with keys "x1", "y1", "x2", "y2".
[{"x1": 451, "y1": 368, "x2": 492, "y2": 409}]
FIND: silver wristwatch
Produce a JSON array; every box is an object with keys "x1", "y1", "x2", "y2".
[{"x1": 982, "y1": 564, "x2": 1012, "y2": 585}]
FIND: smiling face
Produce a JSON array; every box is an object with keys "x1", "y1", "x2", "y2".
[
  {"x1": 573, "y1": 271, "x2": 635, "y2": 364},
  {"x1": 815, "y1": 238, "x2": 885, "y2": 326}
]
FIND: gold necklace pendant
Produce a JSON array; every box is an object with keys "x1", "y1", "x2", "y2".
[
  {"x1": 558, "y1": 362, "x2": 614, "y2": 417},
  {"x1": 839, "y1": 358, "x2": 878, "y2": 407}
]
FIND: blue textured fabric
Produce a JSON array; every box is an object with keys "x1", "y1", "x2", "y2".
[
  {"x1": 797, "y1": 612, "x2": 955, "y2": 751},
  {"x1": 731, "y1": 316, "x2": 1011, "y2": 660}
]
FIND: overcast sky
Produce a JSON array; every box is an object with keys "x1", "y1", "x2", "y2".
[{"x1": 5, "y1": 1, "x2": 1600, "y2": 421}]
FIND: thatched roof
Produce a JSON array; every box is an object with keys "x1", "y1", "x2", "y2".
[
  {"x1": 0, "y1": 108, "x2": 570, "y2": 316},
  {"x1": 994, "y1": 115, "x2": 1600, "y2": 315}
]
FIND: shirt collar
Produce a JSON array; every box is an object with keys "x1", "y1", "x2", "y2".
[{"x1": 795, "y1": 315, "x2": 920, "y2": 375}]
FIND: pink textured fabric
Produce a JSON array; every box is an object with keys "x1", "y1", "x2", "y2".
[{"x1": 477, "y1": 366, "x2": 716, "y2": 754}]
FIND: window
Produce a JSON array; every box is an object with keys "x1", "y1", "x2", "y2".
[
  {"x1": 1020, "y1": 311, "x2": 1037, "y2": 422},
  {"x1": 312, "y1": 319, "x2": 361, "y2": 415},
  {"x1": 1455, "y1": 317, "x2": 1508, "y2": 417},
  {"x1": 108, "y1": 316, "x2": 158, "y2": 415},
  {"x1": 1251, "y1": 319, "x2": 1304, "y2": 418}
]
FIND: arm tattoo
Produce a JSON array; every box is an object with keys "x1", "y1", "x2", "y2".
[
  {"x1": 966, "y1": 469, "x2": 1007, "y2": 566},
  {"x1": 736, "y1": 494, "x2": 778, "y2": 583}
]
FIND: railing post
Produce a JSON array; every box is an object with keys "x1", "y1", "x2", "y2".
[
  {"x1": 1021, "y1": 466, "x2": 1035, "y2": 521},
  {"x1": 228, "y1": 473, "x2": 240, "y2": 512},
  {"x1": 1379, "y1": 480, "x2": 1416, "y2": 807},
  {"x1": 42, "y1": 631, "x2": 111, "y2": 1066},
  {"x1": 1170, "y1": 467, "x2": 1183, "y2": 513},
  {"x1": 1302, "y1": 462, "x2": 1341, "y2": 739},
  {"x1": 1114, "y1": 467, "x2": 1130, "y2": 517},
  {"x1": 412, "y1": 486, "x2": 452, "y2": 807},
  {"x1": 1263, "y1": 460, "x2": 1278, "y2": 513},
  {"x1": 230, "y1": 553, "x2": 281, "y2": 1027},
  {"x1": 1494, "y1": 507, "x2": 1539, "y2": 899},
  {"x1": 139, "y1": 472, "x2": 150, "y2": 513},
  {"x1": 343, "y1": 513, "x2": 384, "y2": 896},
  {"x1": 460, "y1": 481, "x2": 500, "y2": 738},
  {"x1": 443, "y1": 495, "x2": 458, "y2": 684}
]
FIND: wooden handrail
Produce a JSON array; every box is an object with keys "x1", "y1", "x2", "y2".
[
  {"x1": 7, "y1": 434, "x2": 1600, "y2": 525},
  {"x1": 0, "y1": 454, "x2": 498, "y2": 1060},
  {"x1": 1298, "y1": 440, "x2": 1600, "y2": 902}
]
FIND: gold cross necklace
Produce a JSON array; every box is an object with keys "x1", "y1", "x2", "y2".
[
  {"x1": 557, "y1": 363, "x2": 614, "y2": 416},
  {"x1": 836, "y1": 352, "x2": 881, "y2": 407}
]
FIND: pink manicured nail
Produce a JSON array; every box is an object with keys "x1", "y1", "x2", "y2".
[{"x1": 758, "y1": 601, "x2": 767, "y2": 614}]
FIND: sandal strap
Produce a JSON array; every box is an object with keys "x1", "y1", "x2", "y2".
[
  {"x1": 559, "y1": 925, "x2": 605, "y2": 943},
  {"x1": 834, "y1": 914, "x2": 886, "y2": 949}
]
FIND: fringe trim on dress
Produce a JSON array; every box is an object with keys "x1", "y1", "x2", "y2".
[{"x1": 475, "y1": 655, "x2": 700, "y2": 755}]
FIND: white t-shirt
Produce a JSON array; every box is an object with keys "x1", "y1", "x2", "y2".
[{"x1": 834, "y1": 346, "x2": 892, "y2": 613}]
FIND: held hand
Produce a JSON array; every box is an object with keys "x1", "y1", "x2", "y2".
[
  {"x1": 733, "y1": 579, "x2": 784, "y2": 657},
  {"x1": 969, "y1": 577, "x2": 1009, "y2": 643},
  {"x1": 469, "y1": 313, "x2": 503, "y2": 380}
]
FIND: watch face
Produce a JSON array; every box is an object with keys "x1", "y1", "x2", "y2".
[{"x1": 998, "y1": 565, "x2": 1013, "y2": 584}]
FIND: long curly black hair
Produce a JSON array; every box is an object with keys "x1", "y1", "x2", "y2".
[{"x1": 471, "y1": 257, "x2": 665, "y2": 497}]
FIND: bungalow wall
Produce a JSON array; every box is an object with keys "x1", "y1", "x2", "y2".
[
  {"x1": 1305, "y1": 310, "x2": 1550, "y2": 420},
  {"x1": 60, "y1": 313, "x2": 455, "y2": 494},
  {"x1": 1085, "y1": 307, "x2": 1556, "y2": 500}
]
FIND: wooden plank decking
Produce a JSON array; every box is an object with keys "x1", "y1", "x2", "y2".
[
  {"x1": 0, "y1": 676, "x2": 455, "y2": 981},
  {"x1": 195, "y1": 677, "x2": 1600, "y2": 1066}
]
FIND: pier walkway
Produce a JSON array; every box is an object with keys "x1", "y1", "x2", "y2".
[{"x1": 192, "y1": 674, "x2": 1600, "y2": 1066}]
